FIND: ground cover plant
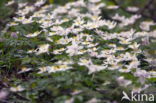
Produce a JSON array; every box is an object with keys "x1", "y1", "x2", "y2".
[{"x1": 0, "y1": 0, "x2": 156, "y2": 103}]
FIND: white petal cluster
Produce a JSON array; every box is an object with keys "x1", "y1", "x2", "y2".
[{"x1": 5, "y1": 0, "x2": 156, "y2": 87}]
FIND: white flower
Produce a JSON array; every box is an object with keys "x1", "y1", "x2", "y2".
[
  {"x1": 129, "y1": 42, "x2": 140, "y2": 50},
  {"x1": 90, "y1": 16, "x2": 101, "y2": 21},
  {"x1": 47, "y1": 65, "x2": 72, "y2": 73},
  {"x1": 85, "y1": 22, "x2": 99, "y2": 29},
  {"x1": 34, "y1": 0, "x2": 46, "y2": 7},
  {"x1": 56, "y1": 60, "x2": 73, "y2": 65},
  {"x1": 46, "y1": 37, "x2": 53, "y2": 42},
  {"x1": 50, "y1": 26, "x2": 69, "y2": 36},
  {"x1": 10, "y1": 85, "x2": 24, "y2": 92},
  {"x1": 7, "y1": 22, "x2": 19, "y2": 26},
  {"x1": 119, "y1": 38, "x2": 131, "y2": 44},
  {"x1": 6, "y1": 0, "x2": 15, "y2": 6},
  {"x1": 18, "y1": 2, "x2": 28, "y2": 8},
  {"x1": 38, "y1": 60, "x2": 73, "y2": 74},
  {"x1": 118, "y1": 29, "x2": 135, "y2": 39},
  {"x1": 38, "y1": 67, "x2": 47, "y2": 74},
  {"x1": 108, "y1": 43, "x2": 116, "y2": 48},
  {"x1": 140, "y1": 21, "x2": 155, "y2": 31},
  {"x1": 68, "y1": 8, "x2": 80, "y2": 17},
  {"x1": 65, "y1": 98, "x2": 74, "y2": 103},
  {"x1": 89, "y1": 0, "x2": 101, "y2": 3},
  {"x1": 57, "y1": 38, "x2": 70, "y2": 45},
  {"x1": 16, "y1": 6, "x2": 35, "y2": 16},
  {"x1": 149, "y1": 30, "x2": 156, "y2": 38},
  {"x1": 108, "y1": 63, "x2": 122, "y2": 70},
  {"x1": 119, "y1": 53, "x2": 136, "y2": 61},
  {"x1": 53, "y1": 48, "x2": 65, "y2": 54},
  {"x1": 149, "y1": 71, "x2": 156, "y2": 78},
  {"x1": 134, "y1": 70, "x2": 150, "y2": 84},
  {"x1": 134, "y1": 31, "x2": 148, "y2": 38},
  {"x1": 117, "y1": 76, "x2": 132, "y2": 87},
  {"x1": 71, "y1": 90, "x2": 82, "y2": 95},
  {"x1": 126, "y1": 60, "x2": 140, "y2": 70},
  {"x1": 66, "y1": 41, "x2": 83, "y2": 56},
  {"x1": 79, "y1": 58, "x2": 90, "y2": 66},
  {"x1": 48, "y1": 32, "x2": 56, "y2": 36},
  {"x1": 35, "y1": 44, "x2": 50, "y2": 55},
  {"x1": 113, "y1": 14, "x2": 141, "y2": 27},
  {"x1": 107, "y1": 5, "x2": 119, "y2": 9},
  {"x1": 119, "y1": 68, "x2": 131, "y2": 73},
  {"x1": 115, "y1": 46, "x2": 125, "y2": 51},
  {"x1": 14, "y1": 16, "x2": 34, "y2": 24},
  {"x1": 98, "y1": 50, "x2": 116, "y2": 58},
  {"x1": 18, "y1": 67, "x2": 32, "y2": 74},
  {"x1": 40, "y1": 20, "x2": 53, "y2": 28},
  {"x1": 133, "y1": 84, "x2": 150, "y2": 93},
  {"x1": 53, "y1": 6, "x2": 68, "y2": 14},
  {"x1": 25, "y1": 31, "x2": 41, "y2": 38},
  {"x1": 106, "y1": 55, "x2": 118, "y2": 64},
  {"x1": 127, "y1": 6, "x2": 139, "y2": 12},
  {"x1": 119, "y1": 15, "x2": 141, "y2": 27},
  {"x1": 87, "y1": 63, "x2": 107, "y2": 74},
  {"x1": 85, "y1": 20, "x2": 116, "y2": 29},
  {"x1": 74, "y1": 17, "x2": 85, "y2": 26},
  {"x1": 102, "y1": 20, "x2": 117, "y2": 29},
  {"x1": 89, "y1": 51, "x2": 98, "y2": 57},
  {"x1": 80, "y1": 59, "x2": 107, "y2": 74},
  {"x1": 86, "y1": 98, "x2": 100, "y2": 103},
  {"x1": 0, "y1": 89, "x2": 9, "y2": 100}
]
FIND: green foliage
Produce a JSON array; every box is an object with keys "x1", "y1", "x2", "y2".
[{"x1": 0, "y1": 0, "x2": 156, "y2": 103}]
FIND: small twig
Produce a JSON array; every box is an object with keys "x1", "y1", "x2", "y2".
[{"x1": 139, "y1": 0, "x2": 154, "y2": 14}]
